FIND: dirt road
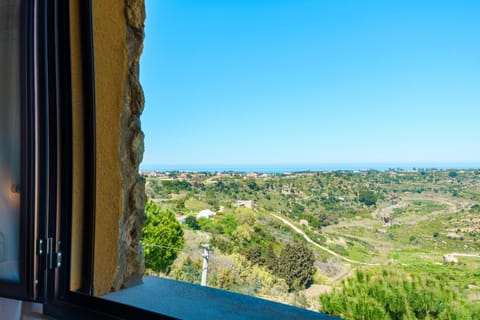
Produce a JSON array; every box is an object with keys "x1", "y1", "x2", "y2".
[{"x1": 271, "y1": 213, "x2": 380, "y2": 266}]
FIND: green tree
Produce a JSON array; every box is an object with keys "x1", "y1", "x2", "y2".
[
  {"x1": 245, "y1": 246, "x2": 265, "y2": 266},
  {"x1": 448, "y1": 171, "x2": 458, "y2": 178},
  {"x1": 276, "y1": 243, "x2": 315, "y2": 291},
  {"x1": 264, "y1": 244, "x2": 278, "y2": 272},
  {"x1": 219, "y1": 214, "x2": 238, "y2": 235},
  {"x1": 358, "y1": 189, "x2": 377, "y2": 206},
  {"x1": 247, "y1": 181, "x2": 259, "y2": 191},
  {"x1": 142, "y1": 200, "x2": 184, "y2": 272},
  {"x1": 184, "y1": 215, "x2": 200, "y2": 230},
  {"x1": 161, "y1": 180, "x2": 192, "y2": 193}
]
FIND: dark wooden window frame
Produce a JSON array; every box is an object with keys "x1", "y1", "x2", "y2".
[
  {"x1": 38, "y1": 0, "x2": 176, "y2": 318},
  {"x1": 0, "y1": 1, "x2": 335, "y2": 319},
  {"x1": 39, "y1": 2, "x2": 336, "y2": 320}
]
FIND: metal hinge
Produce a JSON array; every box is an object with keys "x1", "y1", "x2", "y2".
[
  {"x1": 37, "y1": 239, "x2": 45, "y2": 256},
  {"x1": 37, "y1": 237, "x2": 62, "y2": 269},
  {"x1": 55, "y1": 251, "x2": 62, "y2": 268}
]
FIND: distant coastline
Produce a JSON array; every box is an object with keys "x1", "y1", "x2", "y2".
[{"x1": 140, "y1": 163, "x2": 480, "y2": 173}]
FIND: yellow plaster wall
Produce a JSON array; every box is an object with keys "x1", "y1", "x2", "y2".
[
  {"x1": 69, "y1": 0, "x2": 85, "y2": 292},
  {"x1": 92, "y1": 0, "x2": 128, "y2": 295}
]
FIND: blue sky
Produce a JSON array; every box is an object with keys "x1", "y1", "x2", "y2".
[{"x1": 140, "y1": 0, "x2": 480, "y2": 168}]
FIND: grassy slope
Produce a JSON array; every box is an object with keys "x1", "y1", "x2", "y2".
[{"x1": 145, "y1": 169, "x2": 480, "y2": 309}]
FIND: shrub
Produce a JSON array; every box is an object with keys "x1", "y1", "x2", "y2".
[
  {"x1": 320, "y1": 269, "x2": 480, "y2": 320},
  {"x1": 184, "y1": 215, "x2": 200, "y2": 230},
  {"x1": 170, "y1": 257, "x2": 201, "y2": 284}
]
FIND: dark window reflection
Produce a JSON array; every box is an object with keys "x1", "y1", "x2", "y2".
[{"x1": 0, "y1": 0, "x2": 21, "y2": 282}]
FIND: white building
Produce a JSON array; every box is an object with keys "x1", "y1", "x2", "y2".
[{"x1": 196, "y1": 209, "x2": 216, "y2": 219}]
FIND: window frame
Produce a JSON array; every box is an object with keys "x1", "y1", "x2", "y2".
[
  {"x1": 40, "y1": 1, "x2": 337, "y2": 319},
  {"x1": 41, "y1": 1, "x2": 176, "y2": 318},
  {"x1": 0, "y1": 1, "x2": 336, "y2": 319}
]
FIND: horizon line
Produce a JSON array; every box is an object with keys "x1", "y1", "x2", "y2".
[{"x1": 140, "y1": 162, "x2": 480, "y2": 173}]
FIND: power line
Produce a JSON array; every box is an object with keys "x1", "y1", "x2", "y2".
[
  {"x1": 141, "y1": 242, "x2": 210, "y2": 255},
  {"x1": 141, "y1": 242, "x2": 183, "y2": 251}
]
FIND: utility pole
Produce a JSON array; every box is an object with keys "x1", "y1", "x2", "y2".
[{"x1": 201, "y1": 244, "x2": 209, "y2": 286}]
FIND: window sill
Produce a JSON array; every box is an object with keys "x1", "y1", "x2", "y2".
[{"x1": 103, "y1": 276, "x2": 338, "y2": 320}]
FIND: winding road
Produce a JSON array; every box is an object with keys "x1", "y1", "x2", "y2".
[
  {"x1": 271, "y1": 195, "x2": 474, "y2": 268},
  {"x1": 271, "y1": 213, "x2": 380, "y2": 266}
]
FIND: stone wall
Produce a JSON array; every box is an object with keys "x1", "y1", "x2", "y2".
[
  {"x1": 91, "y1": 0, "x2": 147, "y2": 295},
  {"x1": 112, "y1": 0, "x2": 147, "y2": 291}
]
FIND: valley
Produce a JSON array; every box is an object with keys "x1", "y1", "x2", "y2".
[{"x1": 141, "y1": 168, "x2": 480, "y2": 318}]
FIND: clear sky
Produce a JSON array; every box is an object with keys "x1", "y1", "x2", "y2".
[{"x1": 140, "y1": 0, "x2": 480, "y2": 168}]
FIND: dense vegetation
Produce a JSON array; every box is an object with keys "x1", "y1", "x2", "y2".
[
  {"x1": 142, "y1": 169, "x2": 480, "y2": 318},
  {"x1": 320, "y1": 269, "x2": 480, "y2": 319}
]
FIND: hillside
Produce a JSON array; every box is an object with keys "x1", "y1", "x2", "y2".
[{"x1": 142, "y1": 169, "x2": 480, "y2": 317}]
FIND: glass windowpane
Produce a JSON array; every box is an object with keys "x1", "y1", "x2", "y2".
[{"x1": 0, "y1": 0, "x2": 21, "y2": 283}]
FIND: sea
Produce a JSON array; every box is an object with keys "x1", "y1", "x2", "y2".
[{"x1": 140, "y1": 163, "x2": 480, "y2": 174}]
